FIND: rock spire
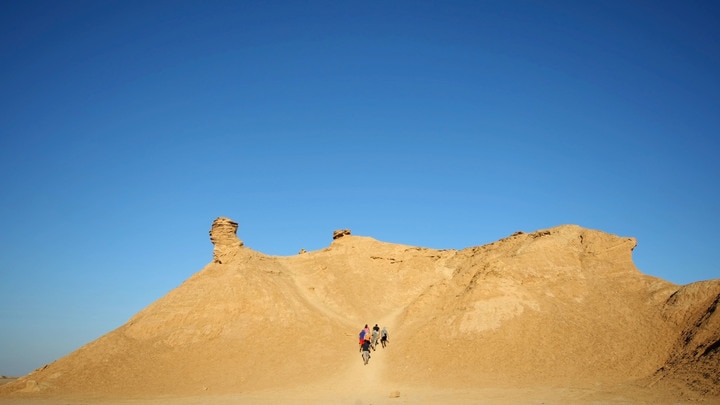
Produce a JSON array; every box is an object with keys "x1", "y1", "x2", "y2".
[{"x1": 209, "y1": 217, "x2": 243, "y2": 263}]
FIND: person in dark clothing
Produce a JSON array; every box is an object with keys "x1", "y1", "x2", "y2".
[
  {"x1": 380, "y1": 326, "x2": 389, "y2": 348},
  {"x1": 361, "y1": 337, "x2": 372, "y2": 364}
]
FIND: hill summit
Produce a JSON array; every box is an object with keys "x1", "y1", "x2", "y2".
[{"x1": 2, "y1": 217, "x2": 718, "y2": 403}]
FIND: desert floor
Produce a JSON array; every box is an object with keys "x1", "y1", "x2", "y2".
[
  {"x1": 3, "y1": 346, "x2": 717, "y2": 405},
  {"x1": 1, "y1": 385, "x2": 714, "y2": 405}
]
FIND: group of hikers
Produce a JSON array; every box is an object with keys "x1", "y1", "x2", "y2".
[{"x1": 358, "y1": 323, "x2": 389, "y2": 365}]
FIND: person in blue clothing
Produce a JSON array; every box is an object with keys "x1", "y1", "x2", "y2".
[{"x1": 359, "y1": 324, "x2": 368, "y2": 351}]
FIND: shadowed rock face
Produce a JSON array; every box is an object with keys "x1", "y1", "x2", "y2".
[
  {"x1": 332, "y1": 229, "x2": 351, "y2": 239},
  {"x1": 649, "y1": 282, "x2": 720, "y2": 399},
  {"x1": 1, "y1": 219, "x2": 718, "y2": 401}
]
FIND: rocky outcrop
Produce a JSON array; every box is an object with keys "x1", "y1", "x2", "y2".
[
  {"x1": 208, "y1": 217, "x2": 243, "y2": 264},
  {"x1": 332, "y1": 229, "x2": 351, "y2": 239},
  {"x1": 649, "y1": 280, "x2": 720, "y2": 399}
]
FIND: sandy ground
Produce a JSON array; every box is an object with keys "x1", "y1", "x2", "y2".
[
  {"x1": 2, "y1": 333, "x2": 717, "y2": 404},
  {"x1": 2, "y1": 386, "x2": 716, "y2": 405},
  {"x1": 3, "y1": 347, "x2": 717, "y2": 405}
]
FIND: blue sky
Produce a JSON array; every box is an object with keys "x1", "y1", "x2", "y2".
[{"x1": 1, "y1": 0, "x2": 718, "y2": 376}]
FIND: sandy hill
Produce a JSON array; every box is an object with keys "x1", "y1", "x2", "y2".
[{"x1": 1, "y1": 217, "x2": 718, "y2": 404}]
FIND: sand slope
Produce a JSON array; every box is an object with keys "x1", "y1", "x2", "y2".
[{"x1": 1, "y1": 218, "x2": 718, "y2": 404}]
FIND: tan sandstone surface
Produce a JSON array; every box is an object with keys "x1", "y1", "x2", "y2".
[{"x1": 1, "y1": 217, "x2": 718, "y2": 405}]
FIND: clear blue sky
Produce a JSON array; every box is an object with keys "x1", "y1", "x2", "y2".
[{"x1": 1, "y1": 0, "x2": 718, "y2": 376}]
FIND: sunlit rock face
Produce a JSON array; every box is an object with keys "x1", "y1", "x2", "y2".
[{"x1": 209, "y1": 216, "x2": 243, "y2": 264}]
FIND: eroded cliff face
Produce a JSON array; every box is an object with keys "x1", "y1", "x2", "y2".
[
  {"x1": 1, "y1": 219, "x2": 717, "y2": 401},
  {"x1": 649, "y1": 280, "x2": 720, "y2": 399},
  {"x1": 389, "y1": 225, "x2": 672, "y2": 386}
]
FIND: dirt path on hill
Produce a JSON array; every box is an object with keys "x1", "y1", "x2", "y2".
[{"x1": 325, "y1": 310, "x2": 402, "y2": 402}]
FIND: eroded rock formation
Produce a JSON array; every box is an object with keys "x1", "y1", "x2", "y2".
[
  {"x1": 209, "y1": 217, "x2": 243, "y2": 264},
  {"x1": 333, "y1": 229, "x2": 351, "y2": 239}
]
